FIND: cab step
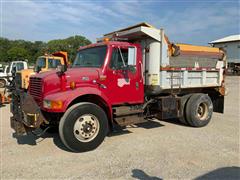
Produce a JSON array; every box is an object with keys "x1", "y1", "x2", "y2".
[
  {"x1": 114, "y1": 114, "x2": 147, "y2": 126},
  {"x1": 113, "y1": 106, "x2": 146, "y2": 126}
]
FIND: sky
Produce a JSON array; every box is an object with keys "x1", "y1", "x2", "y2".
[{"x1": 1, "y1": 0, "x2": 240, "y2": 45}]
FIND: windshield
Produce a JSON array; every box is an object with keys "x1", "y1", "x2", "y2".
[
  {"x1": 73, "y1": 46, "x2": 107, "y2": 68},
  {"x1": 48, "y1": 58, "x2": 61, "y2": 68},
  {"x1": 6, "y1": 66, "x2": 10, "y2": 74},
  {"x1": 36, "y1": 58, "x2": 46, "y2": 68}
]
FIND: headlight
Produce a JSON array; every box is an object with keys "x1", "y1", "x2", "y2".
[
  {"x1": 43, "y1": 99, "x2": 63, "y2": 109},
  {"x1": 43, "y1": 100, "x2": 51, "y2": 109}
]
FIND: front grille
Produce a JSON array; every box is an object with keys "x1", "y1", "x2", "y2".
[
  {"x1": 29, "y1": 77, "x2": 43, "y2": 105},
  {"x1": 15, "y1": 73, "x2": 22, "y2": 88}
]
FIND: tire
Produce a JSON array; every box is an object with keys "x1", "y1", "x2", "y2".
[
  {"x1": 185, "y1": 93, "x2": 213, "y2": 127},
  {"x1": 0, "y1": 79, "x2": 6, "y2": 88},
  {"x1": 179, "y1": 94, "x2": 192, "y2": 125},
  {"x1": 59, "y1": 102, "x2": 108, "y2": 152}
]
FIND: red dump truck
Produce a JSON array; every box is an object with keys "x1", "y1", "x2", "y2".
[{"x1": 11, "y1": 23, "x2": 226, "y2": 152}]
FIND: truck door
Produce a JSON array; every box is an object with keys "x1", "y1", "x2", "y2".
[{"x1": 105, "y1": 45, "x2": 144, "y2": 105}]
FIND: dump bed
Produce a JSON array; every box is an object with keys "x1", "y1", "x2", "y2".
[{"x1": 102, "y1": 23, "x2": 226, "y2": 95}]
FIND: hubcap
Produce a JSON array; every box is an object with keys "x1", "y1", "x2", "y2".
[
  {"x1": 197, "y1": 102, "x2": 208, "y2": 120},
  {"x1": 73, "y1": 114, "x2": 99, "y2": 142}
]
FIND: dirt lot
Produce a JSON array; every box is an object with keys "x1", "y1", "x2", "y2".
[{"x1": 0, "y1": 76, "x2": 239, "y2": 179}]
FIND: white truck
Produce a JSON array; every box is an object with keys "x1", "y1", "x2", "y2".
[{"x1": 0, "y1": 61, "x2": 28, "y2": 88}]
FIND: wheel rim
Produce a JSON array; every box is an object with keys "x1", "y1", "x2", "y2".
[
  {"x1": 197, "y1": 102, "x2": 208, "y2": 120},
  {"x1": 73, "y1": 114, "x2": 100, "y2": 142}
]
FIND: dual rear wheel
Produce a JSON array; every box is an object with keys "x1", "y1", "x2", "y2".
[{"x1": 180, "y1": 93, "x2": 213, "y2": 127}]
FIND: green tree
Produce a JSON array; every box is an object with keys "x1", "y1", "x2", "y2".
[
  {"x1": 30, "y1": 41, "x2": 47, "y2": 64},
  {"x1": 7, "y1": 47, "x2": 30, "y2": 61},
  {"x1": 0, "y1": 35, "x2": 91, "y2": 64},
  {"x1": 47, "y1": 35, "x2": 91, "y2": 62},
  {"x1": 0, "y1": 37, "x2": 11, "y2": 62}
]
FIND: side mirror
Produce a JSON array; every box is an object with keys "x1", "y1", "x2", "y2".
[
  {"x1": 57, "y1": 64, "x2": 67, "y2": 74},
  {"x1": 128, "y1": 47, "x2": 136, "y2": 66},
  {"x1": 34, "y1": 66, "x2": 42, "y2": 73}
]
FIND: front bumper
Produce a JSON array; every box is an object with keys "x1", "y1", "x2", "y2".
[{"x1": 10, "y1": 89, "x2": 46, "y2": 135}]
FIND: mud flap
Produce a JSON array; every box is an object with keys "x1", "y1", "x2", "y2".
[{"x1": 212, "y1": 95, "x2": 224, "y2": 113}]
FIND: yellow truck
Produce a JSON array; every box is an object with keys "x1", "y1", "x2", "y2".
[{"x1": 15, "y1": 51, "x2": 68, "y2": 90}]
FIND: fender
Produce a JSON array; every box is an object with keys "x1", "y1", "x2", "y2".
[{"x1": 42, "y1": 86, "x2": 112, "y2": 113}]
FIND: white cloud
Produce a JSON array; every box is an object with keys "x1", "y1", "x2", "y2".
[{"x1": 1, "y1": 0, "x2": 239, "y2": 45}]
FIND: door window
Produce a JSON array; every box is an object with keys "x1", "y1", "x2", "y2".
[
  {"x1": 110, "y1": 47, "x2": 136, "y2": 72},
  {"x1": 110, "y1": 48, "x2": 128, "y2": 69}
]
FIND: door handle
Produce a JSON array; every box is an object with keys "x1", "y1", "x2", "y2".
[{"x1": 136, "y1": 82, "x2": 139, "y2": 89}]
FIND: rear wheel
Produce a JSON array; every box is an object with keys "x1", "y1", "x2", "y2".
[
  {"x1": 59, "y1": 102, "x2": 108, "y2": 152},
  {"x1": 179, "y1": 94, "x2": 192, "y2": 125},
  {"x1": 0, "y1": 79, "x2": 6, "y2": 88},
  {"x1": 185, "y1": 93, "x2": 213, "y2": 127}
]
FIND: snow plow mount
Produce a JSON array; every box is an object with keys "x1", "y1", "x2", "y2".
[{"x1": 10, "y1": 91, "x2": 47, "y2": 135}]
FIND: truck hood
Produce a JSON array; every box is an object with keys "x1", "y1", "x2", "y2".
[
  {"x1": 31, "y1": 68, "x2": 100, "y2": 95},
  {"x1": 64, "y1": 68, "x2": 100, "y2": 84}
]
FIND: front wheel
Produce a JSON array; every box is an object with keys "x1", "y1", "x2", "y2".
[{"x1": 59, "y1": 102, "x2": 108, "y2": 152}]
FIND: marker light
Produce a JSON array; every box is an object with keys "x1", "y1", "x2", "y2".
[
  {"x1": 103, "y1": 38, "x2": 109, "y2": 43},
  {"x1": 99, "y1": 75, "x2": 107, "y2": 81},
  {"x1": 70, "y1": 81, "x2": 76, "y2": 89}
]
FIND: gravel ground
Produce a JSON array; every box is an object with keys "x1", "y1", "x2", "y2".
[{"x1": 0, "y1": 76, "x2": 239, "y2": 179}]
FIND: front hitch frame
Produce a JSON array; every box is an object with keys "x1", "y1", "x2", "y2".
[{"x1": 10, "y1": 90, "x2": 47, "y2": 135}]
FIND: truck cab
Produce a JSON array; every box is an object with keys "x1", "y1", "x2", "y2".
[
  {"x1": 36, "y1": 51, "x2": 68, "y2": 72},
  {"x1": 68, "y1": 41, "x2": 144, "y2": 105},
  {"x1": 27, "y1": 42, "x2": 143, "y2": 111}
]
